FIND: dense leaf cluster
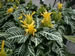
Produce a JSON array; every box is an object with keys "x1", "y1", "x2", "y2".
[{"x1": 0, "y1": 0, "x2": 75, "y2": 56}]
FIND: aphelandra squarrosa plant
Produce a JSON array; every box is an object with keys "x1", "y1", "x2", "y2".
[
  {"x1": 0, "y1": 1, "x2": 75, "y2": 55},
  {"x1": 0, "y1": 2, "x2": 66, "y2": 56},
  {"x1": 0, "y1": 5, "x2": 65, "y2": 56}
]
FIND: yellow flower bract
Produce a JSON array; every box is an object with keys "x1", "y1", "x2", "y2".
[
  {"x1": 0, "y1": 40, "x2": 7, "y2": 56},
  {"x1": 7, "y1": 8, "x2": 14, "y2": 14},
  {"x1": 57, "y1": 3, "x2": 63, "y2": 10},
  {"x1": 20, "y1": 12, "x2": 36, "y2": 28},
  {"x1": 41, "y1": 11, "x2": 52, "y2": 20},
  {"x1": 41, "y1": 10, "x2": 54, "y2": 28},
  {"x1": 20, "y1": 20, "x2": 28, "y2": 28},
  {"x1": 25, "y1": 22, "x2": 37, "y2": 36},
  {"x1": 23, "y1": 11, "x2": 35, "y2": 24},
  {"x1": 19, "y1": 12, "x2": 36, "y2": 35}
]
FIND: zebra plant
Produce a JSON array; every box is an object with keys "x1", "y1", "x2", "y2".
[
  {"x1": 0, "y1": 4, "x2": 65, "y2": 56},
  {"x1": 1, "y1": 1, "x2": 75, "y2": 56}
]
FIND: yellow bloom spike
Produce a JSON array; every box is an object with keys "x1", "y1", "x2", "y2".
[
  {"x1": 0, "y1": 40, "x2": 7, "y2": 56},
  {"x1": 20, "y1": 12, "x2": 36, "y2": 35},
  {"x1": 21, "y1": 25, "x2": 27, "y2": 28},
  {"x1": 20, "y1": 20, "x2": 27, "y2": 27},
  {"x1": 7, "y1": 8, "x2": 14, "y2": 14},
  {"x1": 1, "y1": 40, "x2": 5, "y2": 51},
  {"x1": 41, "y1": 10, "x2": 53, "y2": 28},
  {"x1": 41, "y1": 10, "x2": 52, "y2": 20},
  {"x1": 24, "y1": 12, "x2": 35, "y2": 24},
  {"x1": 20, "y1": 20, "x2": 28, "y2": 28},
  {"x1": 25, "y1": 22, "x2": 37, "y2": 36},
  {"x1": 57, "y1": 2, "x2": 63, "y2": 10},
  {"x1": 31, "y1": 11, "x2": 36, "y2": 16}
]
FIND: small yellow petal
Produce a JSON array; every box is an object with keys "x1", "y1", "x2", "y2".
[
  {"x1": 1, "y1": 40, "x2": 5, "y2": 51},
  {"x1": 0, "y1": 40, "x2": 7, "y2": 56},
  {"x1": 21, "y1": 25, "x2": 27, "y2": 28},
  {"x1": 34, "y1": 29, "x2": 37, "y2": 32},
  {"x1": 31, "y1": 11, "x2": 36, "y2": 16},
  {"x1": 31, "y1": 21, "x2": 35, "y2": 25},
  {"x1": 20, "y1": 20, "x2": 24, "y2": 23},
  {"x1": 25, "y1": 29, "x2": 28, "y2": 33},
  {"x1": 41, "y1": 20, "x2": 44, "y2": 23}
]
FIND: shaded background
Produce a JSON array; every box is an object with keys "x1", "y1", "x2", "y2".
[{"x1": 25, "y1": 0, "x2": 75, "y2": 8}]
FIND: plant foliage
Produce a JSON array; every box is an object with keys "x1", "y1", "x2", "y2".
[{"x1": 0, "y1": 0, "x2": 75, "y2": 56}]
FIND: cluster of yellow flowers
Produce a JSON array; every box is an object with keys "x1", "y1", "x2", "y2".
[
  {"x1": 6, "y1": 2, "x2": 63, "y2": 35},
  {"x1": 18, "y1": 12, "x2": 37, "y2": 36},
  {"x1": 0, "y1": 40, "x2": 7, "y2": 56},
  {"x1": 18, "y1": 11, "x2": 54, "y2": 35}
]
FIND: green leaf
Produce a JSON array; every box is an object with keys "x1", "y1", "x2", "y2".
[
  {"x1": 28, "y1": 44, "x2": 35, "y2": 56},
  {"x1": 0, "y1": 32, "x2": 9, "y2": 37},
  {"x1": 7, "y1": 35, "x2": 29, "y2": 43},
  {"x1": 7, "y1": 35, "x2": 24, "y2": 41},
  {"x1": 36, "y1": 18, "x2": 40, "y2": 28},
  {"x1": 64, "y1": 16, "x2": 69, "y2": 24},
  {"x1": 18, "y1": 35, "x2": 29, "y2": 43},
  {"x1": 39, "y1": 31, "x2": 63, "y2": 47},
  {"x1": 52, "y1": 42, "x2": 64, "y2": 56},
  {"x1": 14, "y1": 44, "x2": 26, "y2": 56},
  {"x1": 5, "y1": 27, "x2": 24, "y2": 35},
  {"x1": 31, "y1": 36, "x2": 43, "y2": 47}
]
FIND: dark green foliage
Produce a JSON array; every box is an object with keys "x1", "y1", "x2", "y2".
[{"x1": 0, "y1": 0, "x2": 75, "y2": 56}]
